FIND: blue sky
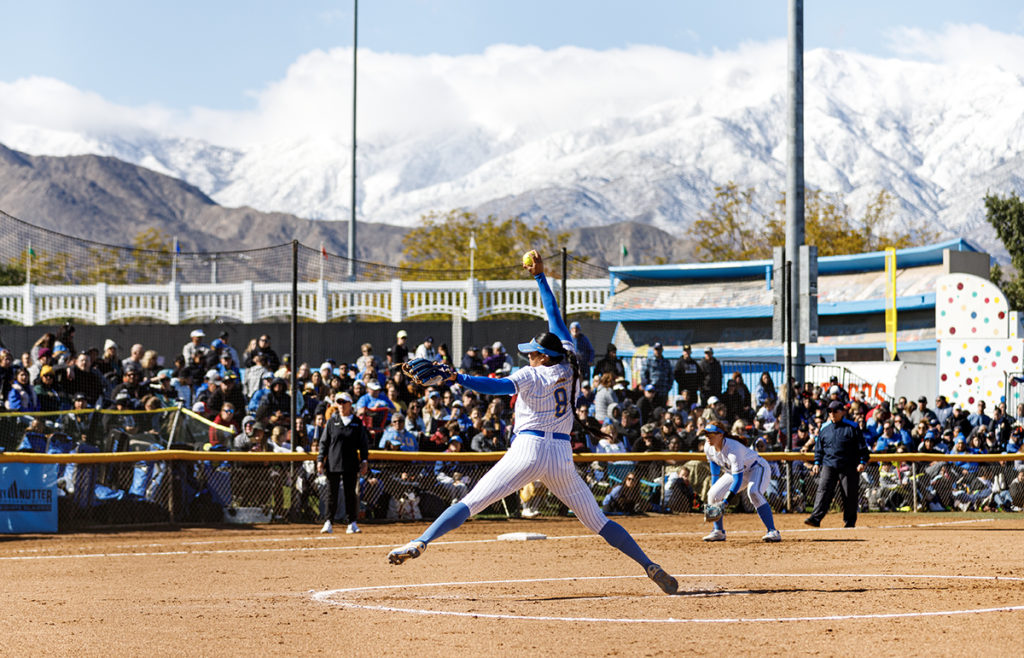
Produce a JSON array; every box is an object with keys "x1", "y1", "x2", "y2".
[{"x1": 2, "y1": 0, "x2": 1022, "y2": 111}]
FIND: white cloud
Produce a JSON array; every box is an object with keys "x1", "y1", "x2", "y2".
[
  {"x1": 0, "y1": 41, "x2": 788, "y2": 150},
  {"x1": 886, "y1": 23, "x2": 1024, "y2": 77}
]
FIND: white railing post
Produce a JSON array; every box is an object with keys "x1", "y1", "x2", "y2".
[
  {"x1": 466, "y1": 277, "x2": 479, "y2": 322},
  {"x1": 391, "y1": 279, "x2": 403, "y2": 322},
  {"x1": 241, "y1": 280, "x2": 255, "y2": 324},
  {"x1": 168, "y1": 280, "x2": 181, "y2": 325},
  {"x1": 22, "y1": 283, "x2": 34, "y2": 326},
  {"x1": 316, "y1": 279, "x2": 328, "y2": 323},
  {"x1": 95, "y1": 282, "x2": 108, "y2": 325}
]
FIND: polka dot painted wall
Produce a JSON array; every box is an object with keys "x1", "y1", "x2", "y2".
[
  {"x1": 936, "y1": 274, "x2": 1021, "y2": 407},
  {"x1": 935, "y1": 274, "x2": 1008, "y2": 339}
]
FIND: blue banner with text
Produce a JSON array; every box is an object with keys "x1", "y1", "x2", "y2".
[{"x1": 0, "y1": 463, "x2": 59, "y2": 533}]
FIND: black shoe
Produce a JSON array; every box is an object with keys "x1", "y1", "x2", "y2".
[
  {"x1": 803, "y1": 517, "x2": 820, "y2": 527},
  {"x1": 844, "y1": 523, "x2": 855, "y2": 528}
]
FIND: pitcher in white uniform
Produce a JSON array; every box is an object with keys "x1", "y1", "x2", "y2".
[
  {"x1": 387, "y1": 250, "x2": 678, "y2": 595},
  {"x1": 702, "y1": 423, "x2": 781, "y2": 542}
]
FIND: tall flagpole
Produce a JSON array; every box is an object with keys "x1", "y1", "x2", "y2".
[{"x1": 469, "y1": 231, "x2": 476, "y2": 280}]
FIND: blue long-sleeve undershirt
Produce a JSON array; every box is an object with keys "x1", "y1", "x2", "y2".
[
  {"x1": 455, "y1": 373, "x2": 516, "y2": 396},
  {"x1": 535, "y1": 273, "x2": 571, "y2": 343}
]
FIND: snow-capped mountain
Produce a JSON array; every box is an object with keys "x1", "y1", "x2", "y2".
[{"x1": 4, "y1": 48, "x2": 1024, "y2": 258}]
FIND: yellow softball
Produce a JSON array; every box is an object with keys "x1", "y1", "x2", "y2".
[{"x1": 522, "y1": 251, "x2": 536, "y2": 267}]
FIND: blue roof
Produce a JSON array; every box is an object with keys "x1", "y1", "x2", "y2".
[{"x1": 609, "y1": 239, "x2": 982, "y2": 282}]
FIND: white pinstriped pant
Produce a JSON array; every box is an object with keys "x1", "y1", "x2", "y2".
[
  {"x1": 707, "y1": 458, "x2": 771, "y2": 508},
  {"x1": 459, "y1": 433, "x2": 609, "y2": 533}
]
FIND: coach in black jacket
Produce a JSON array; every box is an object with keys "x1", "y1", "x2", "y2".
[
  {"x1": 317, "y1": 392, "x2": 370, "y2": 534},
  {"x1": 805, "y1": 400, "x2": 870, "y2": 528}
]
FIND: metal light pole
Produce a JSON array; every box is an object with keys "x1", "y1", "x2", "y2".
[
  {"x1": 786, "y1": 0, "x2": 806, "y2": 386},
  {"x1": 347, "y1": 0, "x2": 358, "y2": 281}
]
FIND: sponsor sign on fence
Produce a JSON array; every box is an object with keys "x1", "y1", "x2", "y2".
[{"x1": 0, "y1": 463, "x2": 58, "y2": 533}]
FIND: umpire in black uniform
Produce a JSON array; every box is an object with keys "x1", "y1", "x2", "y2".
[
  {"x1": 804, "y1": 400, "x2": 870, "y2": 528},
  {"x1": 317, "y1": 392, "x2": 370, "y2": 534}
]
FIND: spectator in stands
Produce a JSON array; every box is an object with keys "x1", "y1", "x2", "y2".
[
  {"x1": 392, "y1": 330, "x2": 410, "y2": 364},
  {"x1": 602, "y1": 471, "x2": 645, "y2": 515},
  {"x1": 720, "y1": 378, "x2": 746, "y2": 424},
  {"x1": 0, "y1": 349, "x2": 16, "y2": 400},
  {"x1": 380, "y1": 412, "x2": 417, "y2": 451},
  {"x1": 208, "y1": 373, "x2": 246, "y2": 420},
  {"x1": 30, "y1": 332, "x2": 56, "y2": 364},
  {"x1": 120, "y1": 343, "x2": 144, "y2": 375},
  {"x1": 356, "y1": 343, "x2": 379, "y2": 375},
  {"x1": 33, "y1": 365, "x2": 62, "y2": 412},
  {"x1": 989, "y1": 405, "x2": 1013, "y2": 447},
  {"x1": 672, "y1": 344, "x2": 700, "y2": 403},
  {"x1": 7, "y1": 367, "x2": 40, "y2": 411},
  {"x1": 92, "y1": 339, "x2": 122, "y2": 384},
  {"x1": 255, "y1": 377, "x2": 291, "y2": 429},
  {"x1": 436, "y1": 342, "x2": 453, "y2": 366},
  {"x1": 139, "y1": 349, "x2": 160, "y2": 381},
  {"x1": 596, "y1": 423, "x2": 628, "y2": 455},
  {"x1": 908, "y1": 395, "x2": 936, "y2": 426},
  {"x1": 569, "y1": 322, "x2": 595, "y2": 376},
  {"x1": 148, "y1": 370, "x2": 178, "y2": 406},
  {"x1": 182, "y1": 329, "x2": 208, "y2": 363},
  {"x1": 698, "y1": 346, "x2": 723, "y2": 406},
  {"x1": 460, "y1": 346, "x2": 484, "y2": 374},
  {"x1": 59, "y1": 351, "x2": 104, "y2": 406},
  {"x1": 414, "y1": 335, "x2": 437, "y2": 361},
  {"x1": 754, "y1": 371, "x2": 777, "y2": 409},
  {"x1": 216, "y1": 351, "x2": 241, "y2": 380},
  {"x1": 243, "y1": 353, "x2": 268, "y2": 398},
  {"x1": 1009, "y1": 470, "x2": 1024, "y2": 511},
  {"x1": 112, "y1": 367, "x2": 145, "y2": 404},
  {"x1": 250, "y1": 334, "x2": 281, "y2": 372},
  {"x1": 968, "y1": 400, "x2": 991, "y2": 428},
  {"x1": 209, "y1": 402, "x2": 239, "y2": 445},
  {"x1": 55, "y1": 322, "x2": 76, "y2": 355},
  {"x1": 593, "y1": 373, "x2": 619, "y2": 423},
  {"x1": 594, "y1": 343, "x2": 626, "y2": 380},
  {"x1": 642, "y1": 342, "x2": 673, "y2": 409},
  {"x1": 932, "y1": 395, "x2": 952, "y2": 426}
]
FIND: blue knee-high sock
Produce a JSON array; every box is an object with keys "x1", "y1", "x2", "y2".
[
  {"x1": 598, "y1": 520, "x2": 653, "y2": 568},
  {"x1": 713, "y1": 519, "x2": 724, "y2": 533},
  {"x1": 416, "y1": 502, "x2": 471, "y2": 545},
  {"x1": 756, "y1": 503, "x2": 776, "y2": 532}
]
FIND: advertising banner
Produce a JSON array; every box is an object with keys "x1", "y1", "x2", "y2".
[{"x1": 0, "y1": 463, "x2": 59, "y2": 534}]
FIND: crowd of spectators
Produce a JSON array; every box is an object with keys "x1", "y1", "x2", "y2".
[{"x1": 4, "y1": 326, "x2": 1024, "y2": 515}]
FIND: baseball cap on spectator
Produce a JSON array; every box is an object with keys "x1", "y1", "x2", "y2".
[
  {"x1": 115, "y1": 390, "x2": 131, "y2": 403},
  {"x1": 644, "y1": 384, "x2": 655, "y2": 392},
  {"x1": 54, "y1": 342, "x2": 68, "y2": 353},
  {"x1": 641, "y1": 423, "x2": 656, "y2": 434},
  {"x1": 452, "y1": 400, "x2": 464, "y2": 408},
  {"x1": 570, "y1": 321, "x2": 581, "y2": 329},
  {"x1": 397, "y1": 329, "x2": 408, "y2": 339},
  {"x1": 653, "y1": 342, "x2": 663, "y2": 350},
  {"x1": 103, "y1": 339, "x2": 118, "y2": 351},
  {"x1": 335, "y1": 392, "x2": 353, "y2": 403},
  {"x1": 424, "y1": 336, "x2": 434, "y2": 343},
  {"x1": 428, "y1": 390, "x2": 441, "y2": 399},
  {"x1": 924, "y1": 431, "x2": 936, "y2": 440},
  {"x1": 830, "y1": 375, "x2": 839, "y2": 383},
  {"x1": 367, "y1": 381, "x2": 382, "y2": 391},
  {"x1": 319, "y1": 361, "x2": 333, "y2": 372},
  {"x1": 392, "y1": 412, "x2": 405, "y2": 421},
  {"x1": 192, "y1": 401, "x2": 206, "y2": 413},
  {"x1": 707, "y1": 396, "x2": 719, "y2": 405},
  {"x1": 211, "y1": 338, "x2": 225, "y2": 349},
  {"x1": 918, "y1": 396, "x2": 928, "y2": 403},
  {"x1": 493, "y1": 341, "x2": 504, "y2": 351},
  {"x1": 828, "y1": 400, "x2": 845, "y2": 411},
  {"x1": 262, "y1": 372, "x2": 274, "y2": 381},
  {"x1": 152, "y1": 370, "x2": 170, "y2": 381},
  {"x1": 683, "y1": 344, "x2": 692, "y2": 351},
  {"x1": 36, "y1": 347, "x2": 52, "y2": 358},
  {"x1": 40, "y1": 365, "x2": 54, "y2": 377},
  {"x1": 205, "y1": 369, "x2": 221, "y2": 380},
  {"x1": 829, "y1": 385, "x2": 840, "y2": 395},
  {"x1": 613, "y1": 381, "x2": 626, "y2": 391},
  {"x1": 704, "y1": 347, "x2": 713, "y2": 354},
  {"x1": 72, "y1": 392, "x2": 87, "y2": 402},
  {"x1": 448, "y1": 435, "x2": 462, "y2": 444},
  {"x1": 190, "y1": 329, "x2": 205, "y2": 338}
]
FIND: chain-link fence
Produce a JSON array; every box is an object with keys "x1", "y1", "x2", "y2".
[{"x1": 3, "y1": 409, "x2": 1023, "y2": 530}]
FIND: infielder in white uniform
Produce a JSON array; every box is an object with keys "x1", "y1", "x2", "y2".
[
  {"x1": 387, "y1": 251, "x2": 678, "y2": 595},
  {"x1": 702, "y1": 423, "x2": 781, "y2": 542}
]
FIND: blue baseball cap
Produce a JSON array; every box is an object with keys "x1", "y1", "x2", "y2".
[{"x1": 703, "y1": 423, "x2": 724, "y2": 435}]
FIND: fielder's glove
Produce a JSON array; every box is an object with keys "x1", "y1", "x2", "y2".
[
  {"x1": 704, "y1": 502, "x2": 725, "y2": 523},
  {"x1": 402, "y1": 358, "x2": 456, "y2": 387}
]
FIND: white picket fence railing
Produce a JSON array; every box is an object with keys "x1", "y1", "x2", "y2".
[{"x1": 0, "y1": 278, "x2": 611, "y2": 325}]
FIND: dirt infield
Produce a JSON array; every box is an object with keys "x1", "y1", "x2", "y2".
[{"x1": 3, "y1": 513, "x2": 1023, "y2": 656}]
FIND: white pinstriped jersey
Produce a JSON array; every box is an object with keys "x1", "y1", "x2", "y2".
[
  {"x1": 704, "y1": 437, "x2": 766, "y2": 476},
  {"x1": 508, "y1": 338, "x2": 578, "y2": 436}
]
